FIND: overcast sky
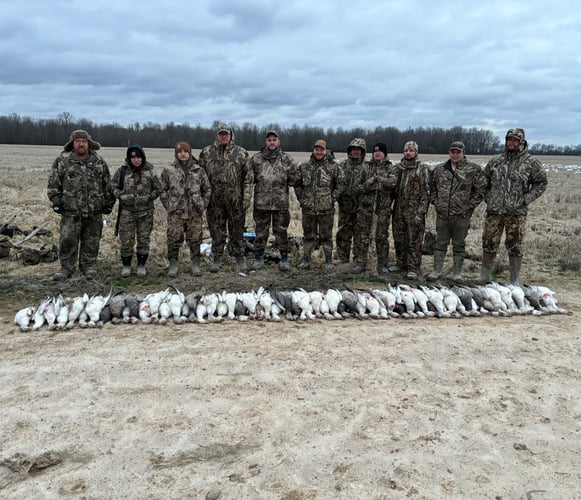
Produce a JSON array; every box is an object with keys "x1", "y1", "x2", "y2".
[{"x1": 2, "y1": 0, "x2": 580, "y2": 146}]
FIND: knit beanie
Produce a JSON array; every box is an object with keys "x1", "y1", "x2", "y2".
[{"x1": 373, "y1": 142, "x2": 388, "y2": 156}]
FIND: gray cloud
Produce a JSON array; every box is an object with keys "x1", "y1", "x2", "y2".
[{"x1": 1, "y1": 0, "x2": 580, "y2": 145}]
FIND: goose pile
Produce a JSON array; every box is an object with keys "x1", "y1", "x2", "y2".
[{"x1": 13, "y1": 282, "x2": 569, "y2": 332}]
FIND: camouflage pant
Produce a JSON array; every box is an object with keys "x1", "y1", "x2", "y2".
[
  {"x1": 167, "y1": 212, "x2": 202, "y2": 260},
  {"x1": 207, "y1": 200, "x2": 244, "y2": 257},
  {"x1": 58, "y1": 214, "x2": 103, "y2": 272},
  {"x1": 336, "y1": 211, "x2": 357, "y2": 261},
  {"x1": 482, "y1": 214, "x2": 526, "y2": 256},
  {"x1": 118, "y1": 210, "x2": 154, "y2": 257},
  {"x1": 253, "y1": 208, "x2": 290, "y2": 251},
  {"x1": 435, "y1": 216, "x2": 471, "y2": 256},
  {"x1": 392, "y1": 208, "x2": 425, "y2": 274},
  {"x1": 302, "y1": 212, "x2": 334, "y2": 258},
  {"x1": 355, "y1": 203, "x2": 392, "y2": 268}
]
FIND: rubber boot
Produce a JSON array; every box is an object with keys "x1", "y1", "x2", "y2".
[
  {"x1": 298, "y1": 254, "x2": 311, "y2": 269},
  {"x1": 279, "y1": 250, "x2": 290, "y2": 271},
  {"x1": 252, "y1": 248, "x2": 265, "y2": 270},
  {"x1": 427, "y1": 250, "x2": 446, "y2": 281},
  {"x1": 136, "y1": 253, "x2": 148, "y2": 277},
  {"x1": 209, "y1": 254, "x2": 222, "y2": 273},
  {"x1": 475, "y1": 252, "x2": 496, "y2": 284},
  {"x1": 452, "y1": 254, "x2": 464, "y2": 282},
  {"x1": 121, "y1": 255, "x2": 132, "y2": 278},
  {"x1": 509, "y1": 255, "x2": 522, "y2": 286},
  {"x1": 168, "y1": 258, "x2": 179, "y2": 278},
  {"x1": 236, "y1": 254, "x2": 247, "y2": 272},
  {"x1": 325, "y1": 251, "x2": 334, "y2": 271},
  {"x1": 191, "y1": 255, "x2": 201, "y2": 276}
]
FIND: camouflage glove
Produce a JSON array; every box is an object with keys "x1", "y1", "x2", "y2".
[
  {"x1": 120, "y1": 194, "x2": 134, "y2": 204},
  {"x1": 52, "y1": 204, "x2": 64, "y2": 215}
]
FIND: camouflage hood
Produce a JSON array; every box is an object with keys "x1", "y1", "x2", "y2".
[
  {"x1": 347, "y1": 138, "x2": 367, "y2": 163},
  {"x1": 505, "y1": 127, "x2": 528, "y2": 156}
]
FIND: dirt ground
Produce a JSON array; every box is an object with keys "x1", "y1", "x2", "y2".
[
  {"x1": 1, "y1": 146, "x2": 580, "y2": 498},
  {"x1": 0, "y1": 266, "x2": 579, "y2": 499}
]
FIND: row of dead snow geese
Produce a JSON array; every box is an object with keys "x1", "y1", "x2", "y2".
[{"x1": 13, "y1": 282, "x2": 568, "y2": 332}]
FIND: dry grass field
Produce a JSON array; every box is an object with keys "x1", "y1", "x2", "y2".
[{"x1": 0, "y1": 145, "x2": 580, "y2": 499}]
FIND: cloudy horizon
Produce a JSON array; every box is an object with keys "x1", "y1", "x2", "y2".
[{"x1": 1, "y1": 0, "x2": 580, "y2": 146}]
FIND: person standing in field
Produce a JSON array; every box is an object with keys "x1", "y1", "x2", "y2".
[
  {"x1": 159, "y1": 141, "x2": 211, "y2": 278},
  {"x1": 294, "y1": 139, "x2": 342, "y2": 270},
  {"x1": 198, "y1": 124, "x2": 252, "y2": 273},
  {"x1": 335, "y1": 138, "x2": 366, "y2": 264},
  {"x1": 427, "y1": 141, "x2": 487, "y2": 282},
  {"x1": 391, "y1": 140, "x2": 430, "y2": 279},
  {"x1": 353, "y1": 142, "x2": 398, "y2": 274},
  {"x1": 112, "y1": 145, "x2": 160, "y2": 278},
  {"x1": 47, "y1": 129, "x2": 115, "y2": 280},
  {"x1": 476, "y1": 128, "x2": 547, "y2": 285},
  {"x1": 249, "y1": 130, "x2": 299, "y2": 272}
]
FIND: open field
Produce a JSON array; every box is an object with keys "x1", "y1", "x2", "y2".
[{"x1": 0, "y1": 145, "x2": 580, "y2": 498}]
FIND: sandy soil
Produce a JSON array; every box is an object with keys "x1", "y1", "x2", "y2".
[{"x1": 0, "y1": 280, "x2": 579, "y2": 499}]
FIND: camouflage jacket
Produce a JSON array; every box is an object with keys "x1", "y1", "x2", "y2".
[
  {"x1": 295, "y1": 156, "x2": 341, "y2": 215},
  {"x1": 356, "y1": 158, "x2": 398, "y2": 210},
  {"x1": 159, "y1": 159, "x2": 211, "y2": 218},
  {"x1": 112, "y1": 161, "x2": 161, "y2": 213},
  {"x1": 250, "y1": 148, "x2": 299, "y2": 210},
  {"x1": 483, "y1": 144, "x2": 547, "y2": 216},
  {"x1": 47, "y1": 151, "x2": 115, "y2": 217},
  {"x1": 430, "y1": 157, "x2": 487, "y2": 219},
  {"x1": 392, "y1": 157, "x2": 430, "y2": 216},
  {"x1": 198, "y1": 140, "x2": 252, "y2": 210},
  {"x1": 337, "y1": 138, "x2": 367, "y2": 214}
]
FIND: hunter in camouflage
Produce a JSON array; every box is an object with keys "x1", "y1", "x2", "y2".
[
  {"x1": 354, "y1": 142, "x2": 398, "y2": 274},
  {"x1": 391, "y1": 140, "x2": 430, "y2": 279},
  {"x1": 427, "y1": 141, "x2": 487, "y2": 282},
  {"x1": 336, "y1": 138, "x2": 366, "y2": 264},
  {"x1": 160, "y1": 141, "x2": 211, "y2": 278},
  {"x1": 249, "y1": 130, "x2": 299, "y2": 271},
  {"x1": 477, "y1": 128, "x2": 548, "y2": 285},
  {"x1": 47, "y1": 129, "x2": 115, "y2": 280},
  {"x1": 112, "y1": 145, "x2": 161, "y2": 277},
  {"x1": 198, "y1": 124, "x2": 252, "y2": 273},
  {"x1": 294, "y1": 139, "x2": 342, "y2": 270}
]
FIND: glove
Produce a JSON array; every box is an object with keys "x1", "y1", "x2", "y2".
[
  {"x1": 120, "y1": 194, "x2": 134, "y2": 203},
  {"x1": 52, "y1": 204, "x2": 63, "y2": 214},
  {"x1": 102, "y1": 206, "x2": 113, "y2": 215}
]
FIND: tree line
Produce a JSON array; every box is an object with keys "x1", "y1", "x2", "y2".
[{"x1": 0, "y1": 112, "x2": 578, "y2": 155}]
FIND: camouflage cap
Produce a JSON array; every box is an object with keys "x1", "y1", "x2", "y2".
[
  {"x1": 506, "y1": 128, "x2": 525, "y2": 141},
  {"x1": 403, "y1": 140, "x2": 419, "y2": 153},
  {"x1": 63, "y1": 129, "x2": 101, "y2": 152},
  {"x1": 266, "y1": 130, "x2": 279, "y2": 138},
  {"x1": 216, "y1": 124, "x2": 230, "y2": 134},
  {"x1": 314, "y1": 139, "x2": 327, "y2": 149},
  {"x1": 449, "y1": 141, "x2": 465, "y2": 151}
]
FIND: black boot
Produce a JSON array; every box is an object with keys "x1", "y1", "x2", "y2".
[
  {"x1": 279, "y1": 250, "x2": 290, "y2": 271},
  {"x1": 210, "y1": 254, "x2": 222, "y2": 273},
  {"x1": 121, "y1": 255, "x2": 132, "y2": 278},
  {"x1": 136, "y1": 253, "x2": 148, "y2": 277},
  {"x1": 252, "y1": 248, "x2": 265, "y2": 270}
]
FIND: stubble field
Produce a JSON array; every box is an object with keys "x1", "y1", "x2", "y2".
[{"x1": 0, "y1": 145, "x2": 580, "y2": 499}]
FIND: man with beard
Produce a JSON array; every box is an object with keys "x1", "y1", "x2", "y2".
[
  {"x1": 47, "y1": 129, "x2": 115, "y2": 280},
  {"x1": 391, "y1": 140, "x2": 430, "y2": 280},
  {"x1": 160, "y1": 141, "x2": 211, "y2": 278},
  {"x1": 249, "y1": 130, "x2": 299, "y2": 271},
  {"x1": 476, "y1": 128, "x2": 547, "y2": 285},
  {"x1": 199, "y1": 124, "x2": 252, "y2": 273},
  {"x1": 335, "y1": 138, "x2": 367, "y2": 264},
  {"x1": 427, "y1": 141, "x2": 487, "y2": 282},
  {"x1": 353, "y1": 142, "x2": 398, "y2": 274},
  {"x1": 113, "y1": 144, "x2": 161, "y2": 277},
  {"x1": 294, "y1": 139, "x2": 342, "y2": 270}
]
